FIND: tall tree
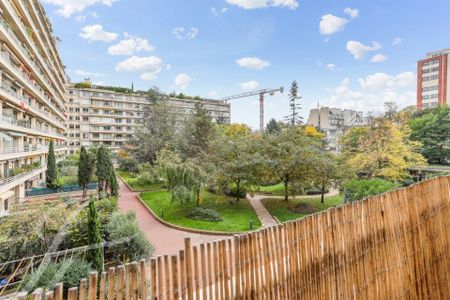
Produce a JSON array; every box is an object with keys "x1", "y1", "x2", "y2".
[
  {"x1": 341, "y1": 119, "x2": 427, "y2": 180},
  {"x1": 96, "y1": 145, "x2": 113, "y2": 195},
  {"x1": 310, "y1": 151, "x2": 344, "y2": 203},
  {"x1": 78, "y1": 146, "x2": 94, "y2": 197},
  {"x1": 46, "y1": 141, "x2": 58, "y2": 188},
  {"x1": 86, "y1": 198, "x2": 103, "y2": 274},
  {"x1": 285, "y1": 81, "x2": 303, "y2": 125},
  {"x1": 410, "y1": 108, "x2": 450, "y2": 165},
  {"x1": 266, "y1": 118, "x2": 284, "y2": 135},
  {"x1": 180, "y1": 102, "x2": 214, "y2": 159}
]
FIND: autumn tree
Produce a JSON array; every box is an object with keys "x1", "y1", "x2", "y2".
[{"x1": 340, "y1": 119, "x2": 426, "y2": 180}]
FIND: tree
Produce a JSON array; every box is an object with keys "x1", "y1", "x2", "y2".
[
  {"x1": 263, "y1": 127, "x2": 318, "y2": 201},
  {"x1": 310, "y1": 151, "x2": 343, "y2": 203},
  {"x1": 210, "y1": 136, "x2": 264, "y2": 202},
  {"x1": 266, "y1": 118, "x2": 284, "y2": 135},
  {"x1": 384, "y1": 101, "x2": 398, "y2": 121},
  {"x1": 285, "y1": 81, "x2": 303, "y2": 125},
  {"x1": 85, "y1": 198, "x2": 103, "y2": 274},
  {"x1": 179, "y1": 102, "x2": 214, "y2": 159},
  {"x1": 96, "y1": 145, "x2": 114, "y2": 196},
  {"x1": 129, "y1": 99, "x2": 178, "y2": 163},
  {"x1": 340, "y1": 119, "x2": 427, "y2": 180},
  {"x1": 410, "y1": 108, "x2": 450, "y2": 165},
  {"x1": 109, "y1": 172, "x2": 119, "y2": 197},
  {"x1": 216, "y1": 123, "x2": 252, "y2": 139},
  {"x1": 78, "y1": 146, "x2": 94, "y2": 197},
  {"x1": 46, "y1": 141, "x2": 58, "y2": 188}
]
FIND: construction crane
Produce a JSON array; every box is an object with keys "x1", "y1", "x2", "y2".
[{"x1": 222, "y1": 87, "x2": 284, "y2": 132}]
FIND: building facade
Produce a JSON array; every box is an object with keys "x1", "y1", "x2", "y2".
[
  {"x1": 307, "y1": 107, "x2": 368, "y2": 152},
  {"x1": 67, "y1": 82, "x2": 231, "y2": 154},
  {"x1": 0, "y1": 1, "x2": 68, "y2": 216},
  {"x1": 417, "y1": 48, "x2": 450, "y2": 110}
]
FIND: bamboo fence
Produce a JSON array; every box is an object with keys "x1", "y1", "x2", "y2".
[{"x1": 13, "y1": 176, "x2": 450, "y2": 299}]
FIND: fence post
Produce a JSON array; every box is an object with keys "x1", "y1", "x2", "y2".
[
  {"x1": 131, "y1": 262, "x2": 139, "y2": 300},
  {"x1": 171, "y1": 256, "x2": 179, "y2": 300},
  {"x1": 68, "y1": 288, "x2": 78, "y2": 300},
  {"x1": 88, "y1": 271, "x2": 98, "y2": 300},
  {"x1": 116, "y1": 265, "x2": 125, "y2": 300},
  {"x1": 184, "y1": 238, "x2": 194, "y2": 300},
  {"x1": 54, "y1": 283, "x2": 63, "y2": 300},
  {"x1": 139, "y1": 260, "x2": 147, "y2": 300},
  {"x1": 79, "y1": 278, "x2": 87, "y2": 300},
  {"x1": 107, "y1": 267, "x2": 116, "y2": 300}
]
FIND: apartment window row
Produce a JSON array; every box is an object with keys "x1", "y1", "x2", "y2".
[
  {"x1": 422, "y1": 86, "x2": 439, "y2": 92},
  {"x1": 422, "y1": 67, "x2": 439, "y2": 74},
  {"x1": 422, "y1": 102, "x2": 439, "y2": 108},
  {"x1": 422, "y1": 59, "x2": 439, "y2": 67},
  {"x1": 422, "y1": 94, "x2": 439, "y2": 100},
  {"x1": 70, "y1": 90, "x2": 146, "y2": 101},
  {"x1": 422, "y1": 75, "x2": 439, "y2": 82}
]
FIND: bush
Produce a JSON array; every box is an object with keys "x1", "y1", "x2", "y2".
[
  {"x1": 137, "y1": 170, "x2": 163, "y2": 186},
  {"x1": 224, "y1": 185, "x2": 247, "y2": 198},
  {"x1": 343, "y1": 179, "x2": 398, "y2": 203},
  {"x1": 118, "y1": 157, "x2": 140, "y2": 174},
  {"x1": 60, "y1": 166, "x2": 78, "y2": 177},
  {"x1": 22, "y1": 259, "x2": 91, "y2": 292},
  {"x1": 187, "y1": 207, "x2": 223, "y2": 222},
  {"x1": 306, "y1": 187, "x2": 329, "y2": 195},
  {"x1": 107, "y1": 212, "x2": 154, "y2": 262}
]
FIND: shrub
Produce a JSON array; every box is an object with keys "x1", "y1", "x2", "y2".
[
  {"x1": 137, "y1": 170, "x2": 163, "y2": 186},
  {"x1": 22, "y1": 259, "x2": 91, "y2": 292},
  {"x1": 224, "y1": 185, "x2": 247, "y2": 199},
  {"x1": 306, "y1": 187, "x2": 329, "y2": 195},
  {"x1": 187, "y1": 207, "x2": 222, "y2": 222},
  {"x1": 343, "y1": 179, "x2": 398, "y2": 203},
  {"x1": 118, "y1": 157, "x2": 140, "y2": 174},
  {"x1": 60, "y1": 166, "x2": 78, "y2": 177},
  {"x1": 107, "y1": 212, "x2": 154, "y2": 262}
]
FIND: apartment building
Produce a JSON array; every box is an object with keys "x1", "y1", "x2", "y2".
[
  {"x1": 67, "y1": 83, "x2": 147, "y2": 154},
  {"x1": 67, "y1": 82, "x2": 231, "y2": 154},
  {"x1": 417, "y1": 48, "x2": 450, "y2": 110},
  {"x1": 307, "y1": 107, "x2": 368, "y2": 152},
  {"x1": 0, "y1": 1, "x2": 68, "y2": 216}
]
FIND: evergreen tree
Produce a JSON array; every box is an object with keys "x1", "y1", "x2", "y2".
[
  {"x1": 96, "y1": 145, "x2": 111, "y2": 194},
  {"x1": 86, "y1": 198, "x2": 103, "y2": 274},
  {"x1": 78, "y1": 146, "x2": 94, "y2": 197},
  {"x1": 284, "y1": 81, "x2": 303, "y2": 125},
  {"x1": 46, "y1": 141, "x2": 58, "y2": 188},
  {"x1": 266, "y1": 118, "x2": 284, "y2": 135},
  {"x1": 109, "y1": 171, "x2": 119, "y2": 197}
]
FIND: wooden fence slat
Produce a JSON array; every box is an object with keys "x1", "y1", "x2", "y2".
[
  {"x1": 116, "y1": 266, "x2": 124, "y2": 300},
  {"x1": 184, "y1": 238, "x2": 194, "y2": 300},
  {"x1": 88, "y1": 272, "x2": 98, "y2": 300},
  {"x1": 125, "y1": 264, "x2": 131, "y2": 300},
  {"x1": 79, "y1": 278, "x2": 87, "y2": 300},
  {"x1": 200, "y1": 244, "x2": 207, "y2": 300},
  {"x1": 157, "y1": 257, "x2": 163, "y2": 300},
  {"x1": 180, "y1": 250, "x2": 187, "y2": 300},
  {"x1": 150, "y1": 259, "x2": 157, "y2": 300},
  {"x1": 171, "y1": 256, "x2": 179, "y2": 300},
  {"x1": 139, "y1": 261, "x2": 147, "y2": 300},
  {"x1": 131, "y1": 262, "x2": 139, "y2": 300},
  {"x1": 107, "y1": 267, "x2": 116, "y2": 300},
  {"x1": 164, "y1": 256, "x2": 170, "y2": 300},
  {"x1": 99, "y1": 272, "x2": 106, "y2": 300},
  {"x1": 68, "y1": 287, "x2": 78, "y2": 300}
]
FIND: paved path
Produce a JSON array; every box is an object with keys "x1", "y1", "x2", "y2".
[
  {"x1": 247, "y1": 189, "x2": 340, "y2": 227},
  {"x1": 118, "y1": 179, "x2": 225, "y2": 257}
]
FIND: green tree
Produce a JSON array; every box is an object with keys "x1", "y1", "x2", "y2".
[
  {"x1": 86, "y1": 198, "x2": 103, "y2": 274},
  {"x1": 180, "y1": 102, "x2": 214, "y2": 159},
  {"x1": 285, "y1": 81, "x2": 303, "y2": 125},
  {"x1": 78, "y1": 146, "x2": 94, "y2": 197},
  {"x1": 266, "y1": 118, "x2": 284, "y2": 135},
  {"x1": 96, "y1": 145, "x2": 113, "y2": 195},
  {"x1": 109, "y1": 171, "x2": 119, "y2": 197},
  {"x1": 46, "y1": 141, "x2": 58, "y2": 188},
  {"x1": 343, "y1": 179, "x2": 398, "y2": 203},
  {"x1": 410, "y1": 108, "x2": 450, "y2": 165},
  {"x1": 310, "y1": 151, "x2": 345, "y2": 203}
]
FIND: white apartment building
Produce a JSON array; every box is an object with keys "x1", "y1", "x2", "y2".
[
  {"x1": 67, "y1": 82, "x2": 231, "y2": 154},
  {"x1": 0, "y1": 1, "x2": 68, "y2": 216},
  {"x1": 417, "y1": 48, "x2": 450, "y2": 110},
  {"x1": 307, "y1": 107, "x2": 368, "y2": 152}
]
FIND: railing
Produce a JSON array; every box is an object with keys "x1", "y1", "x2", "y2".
[
  {"x1": 25, "y1": 183, "x2": 97, "y2": 197},
  {"x1": 0, "y1": 165, "x2": 45, "y2": 189},
  {"x1": 0, "y1": 145, "x2": 46, "y2": 155},
  {"x1": 0, "y1": 115, "x2": 65, "y2": 138},
  {"x1": 12, "y1": 176, "x2": 450, "y2": 299}
]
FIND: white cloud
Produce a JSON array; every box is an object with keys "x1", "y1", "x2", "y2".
[
  {"x1": 209, "y1": 90, "x2": 219, "y2": 97},
  {"x1": 236, "y1": 57, "x2": 270, "y2": 70},
  {"x1": 346, "y1": 40, "x2": 382, "y2": 59},
  {"x1": 91, "y1": 11, "x2": 99, "y2": 18},
  {"x1": 326, "y1": 64, "x2": 336, "y2": 71},
  {"x1": 324, "y1": 72, "x2": 416, "y2": 112},
  {"x1": 240, "y1": 80, "x2": 260, "y2": 90},
  {"x1": 174, "y1": 73, "x2": 192, "y2": 89},
  {"x1": 75, "y1": 15, "x2": 86, "y2": 22},
  {"x1": 115, "y1": 56, "x2": 165, "y2": 81},
  {"x1": 344, "y1": 7, "x2": 359, "y2": 18},
  {"x1": 211, "y1": 7, "x2": 228, "y2": 16},
  {"x1": 108, "y1": 34, "x2": 154, "y2": 55},
  {"x1": 319, "y1": 14, "x2": 349, "y2": 35},
  {"x1": 371, "y1": 54, "x2": 387, "y2": 63},
  {"x1": 226, "y1": 0, "x2": 298, "y2": 10},
  {"x1": 392, "y1": 38, "x2": 403, "y2": 45},
  {"x1": 74, "y1": 69, "x2": 104, "y2": 77},
  {"x1": 172, "y1": 27, "x2": 199, "y2": 39},
  {"x1": 42, "y1": 0, "x2": 118, "y2": 17},
  {"x1": 79, "y1": 24, "x2": 118, "y2": 42}
]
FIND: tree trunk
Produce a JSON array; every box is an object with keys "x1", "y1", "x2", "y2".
[
  {"x1": 236, "y1": 179, "x2": 241, "y2": 203},
  {"x1": 321, "y1": 180, "x2": 325, "y2": 204},
  {"x1": 196, "y1": 189, "x2": 200, "y2": 206},
  {"x1": 284, "y1": 176, "x2": 289, "y2": 202}
]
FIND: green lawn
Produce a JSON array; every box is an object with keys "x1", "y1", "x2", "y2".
[
  {"x1": 117, "y1": 171, "x2": 163, "y2": 192},
  {"x1": 258, "y1": 183, "x2": 285, "y2": 196},
  {"x1": 140, "y1": 190, "x2": 262, "y2": 232},
  {"x1": 261, "y1": 195, "x2": 343, "y2": 223}
]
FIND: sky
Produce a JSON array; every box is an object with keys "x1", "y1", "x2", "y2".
[{"x1": 42, "y1": 0, "x2": 450, "y2": 129}]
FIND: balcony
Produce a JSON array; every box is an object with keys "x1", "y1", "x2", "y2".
[
  {"x1": 0, "y1": 115, "x2": 65, "y2": 140},
  {"x1": 0, "y1": 164, "x2": 46, "y2": 195},
  {"x1": 0, "y1": 14, "x2": 66, "y2": 110}
]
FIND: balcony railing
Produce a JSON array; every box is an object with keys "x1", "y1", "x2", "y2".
[
  {"x1": 0, "y1": 115, "x2": 65, "y2": 138},
  {"x1": 0, "y1": 144, "x2": 47, "y2": 154},
  {"x1": 0, "y1": 164, "x2": 46, "y2": 189}
]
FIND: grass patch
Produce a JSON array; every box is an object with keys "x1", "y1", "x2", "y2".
[
  {"x1": 257, "y1": 183, "x2": 286, "y2": 196},
  {"x1": 117, "y1": 171, "x2": 163, "y2": 192},
  {"x1": 261, "y1": 195, "x2": 343, "y2": 223},
  {"x1": 140, "y1": 190, "x2": 262, "y2": 232}
]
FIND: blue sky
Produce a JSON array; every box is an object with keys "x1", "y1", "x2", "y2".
[{"x1": 43, "y1": 0, "x2": 450, "y2": 128}]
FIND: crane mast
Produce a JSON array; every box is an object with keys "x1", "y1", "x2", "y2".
[{"x1": 222, "y1": 87, "x2": 284, "y2": 132}]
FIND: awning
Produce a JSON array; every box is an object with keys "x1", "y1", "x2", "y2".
[{"x1": 0, "y1": 190, "x2": 15, "y2": 200}]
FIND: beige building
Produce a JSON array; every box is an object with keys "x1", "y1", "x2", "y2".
[
  {"x1": 307, "y1": 107, "x2": 368, "y2": 152},
  {"x1": 417, "y1": 48, "x2": 450, "y2": 110},
  {"x1": 67, "y1": 82, "x2": 231, "y2": 154},
  {"x1": 0, "y1": 1, "x2": 68, "y2": 216}
]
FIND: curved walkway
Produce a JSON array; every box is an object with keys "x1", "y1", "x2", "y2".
[
  {"x1": 118, "y1": 179, "x2": 225, "y2": 257},
  {"x1": 247, "y1": 189, "x2": 340, "y2": 227}
]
